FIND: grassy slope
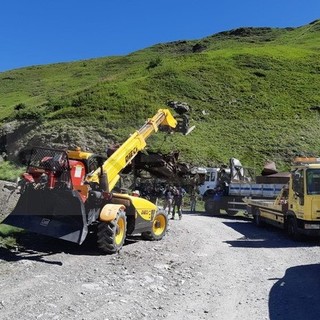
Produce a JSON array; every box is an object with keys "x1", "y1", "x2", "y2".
[{"x1": 0, "y1": 20, "x2": 320, "y2": 172}]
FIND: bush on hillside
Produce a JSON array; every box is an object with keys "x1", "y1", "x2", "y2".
[{"x1": 147, "y1": 57, "x2": 162, "y2": 70}]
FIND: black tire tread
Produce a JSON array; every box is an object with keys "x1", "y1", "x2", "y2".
[{"x1": 97, "y1": 210, "x2": 127, "y2": 254}]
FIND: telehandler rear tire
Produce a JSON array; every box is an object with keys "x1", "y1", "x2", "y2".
[
  {"x1": 97, "y1": 209, "x2": 127, "y2": 254},
  {"x1": 142, "y1": 211, "x2": 168, "y2": 241}
]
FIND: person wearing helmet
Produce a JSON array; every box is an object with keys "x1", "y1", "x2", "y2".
[{"x1": 132, "y1": 190, "x2": 140, "y2": 197}]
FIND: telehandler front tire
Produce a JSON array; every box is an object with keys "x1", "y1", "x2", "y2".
[
  {"x1": 97, "y1": 209, "x2": 127, "y2": 254},
  {"x1": 142, "y1": 211, "x2": 168, "y2": 241}
]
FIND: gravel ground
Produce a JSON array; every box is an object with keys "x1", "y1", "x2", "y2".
[{"x1": 1, "y1": 181, "x2": 320, "y2": 320}]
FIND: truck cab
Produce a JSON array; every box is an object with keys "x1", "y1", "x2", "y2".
[
  {"x1": 289, "y1": 158, "x2": 320, "y2": 225},
  {"x1": 198, "y1": 167, "x2": 220, "y2": 199},
  {"x1": 199, "y1": 158, "x2": 247, "y2": 199}
]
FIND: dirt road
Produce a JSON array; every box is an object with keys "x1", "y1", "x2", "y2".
[{"x1": 1, "y1": 207, "x2": 320, "y2": 320}]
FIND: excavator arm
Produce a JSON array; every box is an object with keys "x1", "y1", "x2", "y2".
[{"x1": 87, "y1": 109, "x2": 185, "y2": 191}]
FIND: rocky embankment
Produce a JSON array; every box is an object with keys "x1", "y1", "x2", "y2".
[{"x1": 0, "y1": 180, "x2": 19, "y2": 222}]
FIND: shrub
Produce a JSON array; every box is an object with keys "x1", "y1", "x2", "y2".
[
  {"x1": 0, "y1": 161, "x2": 23, "y2": 181},
  {"x1": 14, "y1": 109, "x2": 44, "y2": 121},
  {"x1": 14, "y1": 103, "x2": 26, "y2": 111},
  {"x1": 147, "y1": 57, "x2": 162, "y2": 70}
]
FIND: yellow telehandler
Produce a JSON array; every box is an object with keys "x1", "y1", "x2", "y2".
[{"x1": 2, "y1": 107, "x2": 194, "y2": 253}]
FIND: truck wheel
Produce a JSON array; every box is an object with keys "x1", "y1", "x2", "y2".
[
  {"x1": 142, "y1": 211, "x2": 168, "y2": 241},
  {"x1": 97, "y1": 209, "x2": 127, "y2": 254},
  {"x1": 286, "y1": 217, "x2": 301, "y2": 240},
  {"x1": 204, "y1": 199, "x2": 219, "y2": 215},
  {"x1": 203, "y1": 190, "x2": 214, "y2": 201},
  {"x1": 253, "y1": 208, "x2": 263, "y2": 227}
]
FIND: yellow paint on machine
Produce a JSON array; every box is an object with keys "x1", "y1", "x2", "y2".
[
  {"x1": 130, "y1": 196, "x2": 157, "y2": 221},
  {"x1": 110, "y1": 193, "x2": 157, "y2": 221},
  {"x1": 260, "y1": 208, "x2": 285, "y2": 224},
  {"x1": 100, "y1": 204, "x2": 125, "y2": 222}
]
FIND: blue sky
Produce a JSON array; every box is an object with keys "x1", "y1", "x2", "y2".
[{"x1": 0, "y1": 0, "x2": 319, "y2": 72}]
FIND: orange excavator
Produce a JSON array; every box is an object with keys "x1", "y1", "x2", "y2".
[{"x1": 2, "y1": 107, "x2": 194, "y2": 253}]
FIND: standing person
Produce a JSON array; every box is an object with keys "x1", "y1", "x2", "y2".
[
  {"x1": 190, "y1": 185, "x2": 197, "y2": 213},
  {"x1": 172, "y1": 186, "x2": 186, "y2": 220},
  {"x1": 218, "y1": 168, "x2": 230, "y2": 195},
  {"x1": 163, "y1": 185, "x2": 174, "y2": 216}
]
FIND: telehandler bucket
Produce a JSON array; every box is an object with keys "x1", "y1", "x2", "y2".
[
  {"x1": 2, "y1": 147, "x2": 89, "y2": 244},
  {"x1": 2, "y1": 185, "x2": 88, "y2": 245}
]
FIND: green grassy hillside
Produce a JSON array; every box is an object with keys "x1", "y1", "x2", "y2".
[{"x1": 1, "y1": 20, "x2": 320, "y2": 173}]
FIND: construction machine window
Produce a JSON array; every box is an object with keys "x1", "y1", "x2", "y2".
[
  {"x1": 306, "y1": 169, "x2": 320, "y2": 195},
  {"x1": 85, "y1": 155, "x2": 107, "y2": 173},
  {"x1": 205, "y1": 171, "x2": 216, "y2": 182},
  {"x1": 87, "y1": 156, "x2": 99, "y2": 173}
]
